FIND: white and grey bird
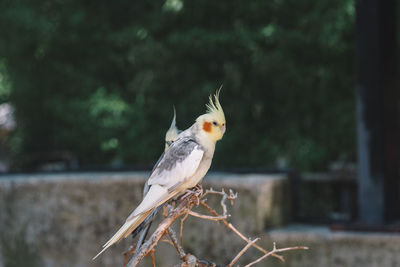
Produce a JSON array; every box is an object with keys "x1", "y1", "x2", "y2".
[
  {"x1": 93, "y1": 90, "x2": 226, "y2": 259},
  {"x1": 133, "y1": 107, "x2": 181, "y2": 250},
  {"x1": 164, "y1": 106, "x2": 181, "y2": 150}
]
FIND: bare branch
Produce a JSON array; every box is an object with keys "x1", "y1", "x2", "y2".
[
  {"x1": 187, "y1": 210, "x2": 229, "y2": 221},
  {"x1": 244, "y1": 242, "x2": 309, "y2": 267},
  {"x1": 228, "y1": 189, "x2": 237, "y2": 205},
  {"x1": 220, "y1": 191, "x2": 228, "y2": 216},
  {"x1": 200, "y1": 188, "x2": 236, "y2": 218},
  {"x1": 150, "y1": 249, "x2": 156, "y2": 267},
  {"x1": 167, "y1": 228, "x2": 186, "y2": 259},
  {"x1": 199, "y1": 201, "x2": 284, "y2": 262},
  {"x1": 124, "y1": 187, "x2": 307, "y2": 267},
  {"x1": 160, "y1": 237, "x2": 174, "y2": 246},
  {"x1": 228, "y1": 238, "x2": 260, "y2": 267},
  {"x1": 175, "y1": 255, "x2": 220, "y2": 267},
  {"x1": 126, "y1": 194, "x2": 198, "y2": 267},
  {"x1": 123, "y1": 246, "x2": 136, "y2": 267},
  {"x1": 201, "y1": 188, "x2": 237, "y2": 203},
  {"x1": 185, "y1": 254, "x2": 197, "y2": 267},
  {"x1": 180, "y1": 211, "x2": 189, "y2": 246}
]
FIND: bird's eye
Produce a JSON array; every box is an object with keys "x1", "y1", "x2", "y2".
[{"x1": 212, "y1": 121, "x2": 218, "y2": 126}]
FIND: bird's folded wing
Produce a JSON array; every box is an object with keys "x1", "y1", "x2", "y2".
[
  {"x1": 148, "y1": 138, "x2": 204, "y2": 188},
  {"x1": 129, "y1": 139, "x2": 204, "y2": 218},
  {"x1": 93, "y1": 138, "x2": 204, "y2": 260}
]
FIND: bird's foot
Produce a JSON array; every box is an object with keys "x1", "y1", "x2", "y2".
[
  {"x1": 180, "y1": 190, "x2": 195, "y2": 200},
  {"x1": 180, "y1": 186, "x2": 202, "y2": 205},
  {"x1": 191, "y1": 184, "x2": 203, "y2": 205},
  {"x1": 194, "y1": 184, "x2": 203, "y2": 196}
]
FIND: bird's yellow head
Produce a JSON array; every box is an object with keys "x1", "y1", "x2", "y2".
[{"x1": 196, "y1": 89, "x2": 226, "y2": 142}]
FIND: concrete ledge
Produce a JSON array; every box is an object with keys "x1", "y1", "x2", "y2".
[
  {"x1": 265, "y1": 224, "x2": 400, "y2": 267},
  {"x1": 0, "y1": 172, "x2": 289, "y2": 267}
]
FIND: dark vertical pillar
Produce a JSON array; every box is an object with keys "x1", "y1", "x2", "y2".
[{"x1": 356, "y1": 0, "x2": 399, "y2": 224}]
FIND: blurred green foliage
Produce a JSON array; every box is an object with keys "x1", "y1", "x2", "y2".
[{"x1": 0, "y1": 0, "x2": 355, "y2": 171}]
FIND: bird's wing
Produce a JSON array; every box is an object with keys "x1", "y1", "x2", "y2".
[
  {"x1": 93, "y1": 137, "x2": 204, "y2": 260},
  {"x1": 130, "y1": 138, "x2": 204, "y2": 216},
  {"x1": 143, "y1": 151, "x2": 166, "y2": 196}
]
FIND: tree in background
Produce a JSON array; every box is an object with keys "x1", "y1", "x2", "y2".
[{"x1": 0, "y1": 0, "x2": 355, "y2": 171}]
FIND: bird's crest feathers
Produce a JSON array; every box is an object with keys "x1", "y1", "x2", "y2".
[
  {"x1": 205, "y1": 87, "x2": 225, "y2": 123},
  {"x1": 165, "y1": 106, "x2": 180, "y2": 150},
  {"x1": 169, "y1": 106, "x2": 177, "y2": 131}
]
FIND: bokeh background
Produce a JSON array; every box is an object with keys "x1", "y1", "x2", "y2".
[
  {"x1": 0, "y1": 0, "x2": 355, "y2": 172},
  {"x1": 1, "y1": 0, "x2": 400, "y2": 267}
]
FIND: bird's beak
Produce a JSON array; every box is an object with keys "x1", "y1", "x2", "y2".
[{"x1": 220, "y1": 124, "x2": 226, "y2": 135}]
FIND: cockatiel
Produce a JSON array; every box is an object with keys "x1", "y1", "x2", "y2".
[
  {"x1": 93, "y1": 90, "x2": 226, "y2": 259},
  {"x1": 164, "y1": 106, "x2": 181, "y2": 150},
  {"x1": 134, "y1": 107, "x2": 181, "y2": 250}
]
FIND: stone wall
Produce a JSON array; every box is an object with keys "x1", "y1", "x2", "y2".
[
  {"x1": 268, "y1": 225, "x2": 400, "y2": 267},
  {"x1": 1, "y1": 172, "x2": 400, "y2": 267},
  {"x1": 0, "y1": 172, "x2": 289, "y2": 267}
]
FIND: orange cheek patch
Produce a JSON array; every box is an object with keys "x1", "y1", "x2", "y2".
[{"x1": 202, "y1": 122, "x2": 212, "y2": 132}]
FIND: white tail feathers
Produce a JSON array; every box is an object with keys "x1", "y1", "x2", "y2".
[
  {"x1": 92, "y1": 210, "x2": 152, "y2": 260},
  {"x1": 93, "y1": 185, "x2": 169, "y2": 260}
]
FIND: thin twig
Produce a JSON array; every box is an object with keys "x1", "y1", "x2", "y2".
[
  {"x1": 244, "y1": 242, "x2": 309, "y2": 267},
  {"x1": 200, "y1": 201, "x2": 284, "y2": 262},
  {"x1": 125, "y1": 187, "x2": 306, "y2": 267},
  {"x1": 220, "y1": 191, "x2": 228, "y2": 216},
  {"x1": 228, "y1": 189, "x2": 236, "y2": 205},
  {"x1": 201, "y1": 188, "x2": 237, "y2": 202},
  {"x1": 123, "y1": 246, "x2": 136, "y2": 267},
  {"x1": 228, "y1": 238, "x2": 260, "y2": 267},
  {"x1": 180, "y1": 211, "x2": 189, "y2": 246},
  {"x1": 150, "y1": 249, "x2": 156, "y2": 267},
  {"x1": 187, "y1": 210, "x2": 229, "y2": 221},
  {"x1": 167, "y1": 228, "x2": 186, "y2": 259},
  {"x1": 160, "y1": 237, "x2": 174, "y2": 246}
]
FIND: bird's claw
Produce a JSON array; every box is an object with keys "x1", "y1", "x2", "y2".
[
  {"x1": 180, "y1": 185, "x2": 203, "y2": 205},
  {"x1": 194, "y1": 184, "x2": 203, "y2": 196}
]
